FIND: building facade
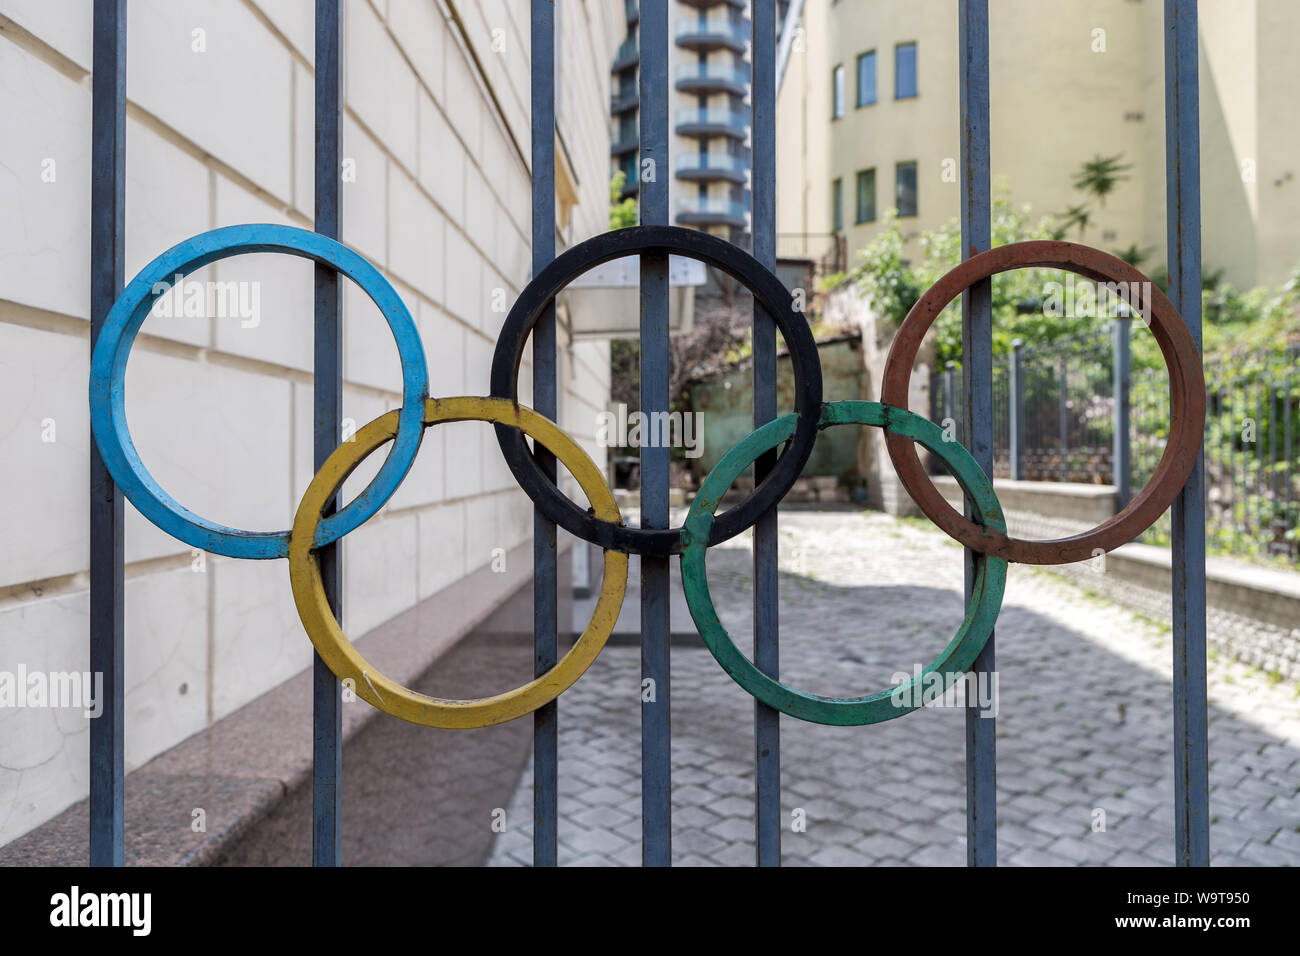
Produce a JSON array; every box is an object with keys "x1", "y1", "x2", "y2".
[
  {"x1": 613, "y1": 0, "x2": 793, "y2": 247},
  {"x1": 0, "y1": 0, "x2": 618, "y2": 848},
  {"x1": 777, "y1": 0, "x2": 1300, "y2": 290}
]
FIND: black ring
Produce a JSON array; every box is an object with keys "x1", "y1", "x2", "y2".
[{"x1": 490, "y1": 225, "x2": 823, "y2": 556}]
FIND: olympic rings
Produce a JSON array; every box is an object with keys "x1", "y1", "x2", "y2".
[
  {"x1": 879, "y1": 240, "x2": 1206, "y2": 565},
  {"x1": 88, "y1": 224, "x2": 429, "y2": 560},
  {"x1": 92, "y1": 222, "x2": 1201, "y2": 730},
  {"x1": 288, "y1": 397, "x2": 628, "y2": 728},
  {"x1": 490, "y1": 225, "x2": 823, "y2": 558},
  {"x1": 680, "y1": 401, "x2": 1007, "y2": 726}
]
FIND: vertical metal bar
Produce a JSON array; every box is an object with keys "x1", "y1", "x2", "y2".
[
  {"x1": 1279, "y1": 374, "x2": 1289, "y2": 556},
  {"x1": 751, "y1": 0, "x2": 780, "y2": 868},
  {"x1": 1253, "y1": 379, "x2": 1263, "y2": 515},
  {"x1": 312, "y1": 0, "x2": 343, "y2": 867},
  {"x1": 1165, "y1": 0, "x2": 1209, "y2": 867},
  {"x1": 1229, "y1": 385, "x2": 1237, "y2": 529},
  {"x1": 1058, "y1": 356, "x2": 1068, "y2": 451},
  {"x1": 1253, "y1": 380, "x2": 1263, "y2": 528},
  {"x1": 958, "y1": 0, "x2": 995, "y2": 867},
  {"x1": 639, "y1": 0, "x2": 671, "y2": 867},
  {"x1": 1113, "y1": 317, "x2": 1132, "y2": 507},
  {"x1": 945, "y1": 364, "x2": 956, "y2": 431},
  {"x1": 1270, "y1": 380, "x2": 1279, "y2": 543},
  {"x1": 89, "y1": 0, "x2": 126, "y2": 868},
  {"x1": 1009, "y1": 339, "x2": 1023, "y2": 480},
  {"x1": 530, "y1": 0, "x2": 559, "y2": 868}
]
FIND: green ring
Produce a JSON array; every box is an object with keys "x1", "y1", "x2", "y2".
[{"x1": 680, "y1": 401, "x2": 1008, "y2": 726}]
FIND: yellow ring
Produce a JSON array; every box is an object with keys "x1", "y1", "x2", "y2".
[{"x1": 288, "y1": 396, "x2": 628, "y2": 728}]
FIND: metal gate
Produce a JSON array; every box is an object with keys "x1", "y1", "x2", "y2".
[{"x1": 85, "y1": 0, "x2": 1209, "y2": 867}]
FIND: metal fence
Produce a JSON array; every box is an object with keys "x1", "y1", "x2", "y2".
[
  {"x1": 83, "y1": 0, "x2": 1209, "y2": 868},
  {"x1": 934, "y1": 334, "x2": 1299, "y2": 564}
]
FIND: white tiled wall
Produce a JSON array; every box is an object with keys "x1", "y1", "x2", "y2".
[{"x1": 0, "y1": 0, "x2": 617, "y2": 847}]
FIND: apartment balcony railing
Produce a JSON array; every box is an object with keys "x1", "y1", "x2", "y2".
[
  {"x1": 612, "y1": 37, "x2": 639, "y2": 71},
  {"x1": 675, "y1": 196, "x2": 750, "y2": 228},
  {"x1": 675, "y1": 62, "x2": 750, "y2": 95},
  {"x1": 674, "y1": 107, "x2": 749, "y2": 139},
  {"x1": 675, "y1": 152, "x2": 748, "y2": 183},
  {"x1": 675, "y1": 19, "x2": 749, "y2": 52},
  {"x1": 611, "y1": 88, "x2": 639, "y2": 113}
]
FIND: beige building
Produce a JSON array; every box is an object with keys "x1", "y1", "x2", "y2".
[
  {"x1": 777, "y1": 0, "x2": 1300, "y2": 290},
  {"x1": 0, "y1": 0, "x2": 618, "y2": 848}
]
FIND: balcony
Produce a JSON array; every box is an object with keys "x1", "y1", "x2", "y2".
[
  {"x1": 610, "y1": 132, "x2": 638, "y2": 156},
  {"x1": 675, "y1": 152, "x2": 748, "y2": 184},
  {"x1": 679, "y1": 0, "x2": 746, "y2": 9},
  {"x1": 612, "y1": 37, "x2": 638, "y2": 72},
  {"x1": 611, "y1": 88, "x2": 638, "y2": 114},
  {"x1": 675, "y1": 19, "x2": 749, "y2": 53},
  {"x1": 676, "y1": 196, "x2": 749, "y2": 228},
  {"x1": 675, "y1": 62, "x2": 749, "y2": 96},
  {"x1": 674, "y1": 107, "x2": 749, "y2": 139}
]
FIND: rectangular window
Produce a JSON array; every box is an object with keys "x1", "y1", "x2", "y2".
[
  {"x1": 895, "y1": 161, "x2": 918, "y2": 217},
  {"x1": 832, "y1": 178, "x2": 843, "y2": 232},
  {"x1": 856, "y1": 51, "x2": 876, "y2": 107},
  {"x1": 855, "y1": 168, "x2": 876, "y2": 223},
  {"x1": 895, "y1": 42, "x2": 918, "y2": 99},
  {"x1": 832, "y1": 64, "x2": 845, "y2": 119}
]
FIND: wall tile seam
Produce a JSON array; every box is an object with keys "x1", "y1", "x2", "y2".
[
  {"x1": 438, "y1": 0, "x2": 530, "y2": 171},
  {"x1": 0, "y1": 285, "x2": 538, "y2": 402},
  {"x1": 0, "y1": 302, "x2": 413, "y2": 407},
  {"x1": 0, "y1": 21, "x2": 306, "y2": 222},
  {"x1": 346, "y1": 107, "x2": 530, "y2": 316},
  {"x1": 238, "y1": 0, "x2": 314, "y2": 73},
  {"x1": 0, "y1": 12, "x2": 89, "y2": 83},
  {"x1": 423, "y1": 6, "x2": 535, "y2": 244},
  {"x1": 0, "y1": 487, "x2": 523, "y2": 610},
  {"x1": 5, "y1": 11, "x2": 533, "y2": 273},
  {"x1": 451, "y1": 0, "x2": 529, "y2": 125},
  {"x1": 390, "y1": 0, "x2": 535, "y2": 243},
  {"x1": 0, "y1": 552, "x2": 198, "y2": 614}
]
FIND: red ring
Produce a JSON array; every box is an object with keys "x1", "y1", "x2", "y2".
[{"x1": 879, "y1": 240, "x2": 1205, "y2": 565}]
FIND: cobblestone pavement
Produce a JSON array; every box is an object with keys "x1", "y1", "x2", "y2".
[{"x1": 485, "y1": 509, "x2": 1300, "y2": 867}]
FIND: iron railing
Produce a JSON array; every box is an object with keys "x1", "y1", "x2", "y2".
[
  {"x1": 933, "y1": 333, "x2": 1297, "y2": 565},
  {"x1": 82, "y1": 0, "x2": 1209, "y2": 868}
]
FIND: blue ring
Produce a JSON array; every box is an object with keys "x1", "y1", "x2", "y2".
[{"x1": 89, "y1": 224, "x2": 429, "y2": 559}]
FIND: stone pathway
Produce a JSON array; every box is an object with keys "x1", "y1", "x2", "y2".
[{"x1": 486, "y1": 509, "x2": 1300, "y2": 866}]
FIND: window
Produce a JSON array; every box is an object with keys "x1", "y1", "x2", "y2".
[
  {"x1": 895, "y1": 42, "x2": 917, "y2": 99},
  {"x1": 856, "y1": 51, "x2": 877, "y2": 107},
  {"x1": 831, "y1": 178, "x2": 843, "y2": 232},
  {"x1": 895, "y1": 161, "x2": 918, "y2": 217},
  {"x1": 855, "y1": 168, "x2": 876, "y2": 223},
  {"x1": 618, "y1": 113, "x2": 636, "y2": 143},
  {"x1": 832, "y1": 64, "x2": 845, "y2": 119}
]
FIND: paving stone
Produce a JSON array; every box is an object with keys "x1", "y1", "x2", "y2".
[
  {"x1": 482, "y1": 511, "x2": 1300, "y2": 867},
  {"x1": 808, "y1": 844, "x2": 877, "y2": 867}
]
